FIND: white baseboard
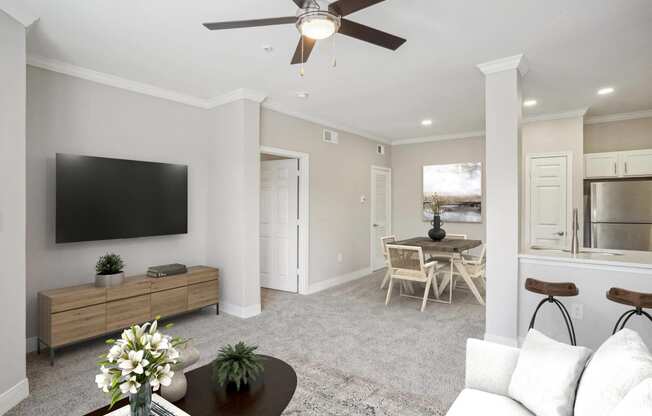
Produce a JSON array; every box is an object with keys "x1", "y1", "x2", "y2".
[
  {"x1": 0, "y1": 378, "x2": 29, "y2": 415},
  {"x1": 484, "y1": 332, "x2": 519, "y2": 348},
  {"x1": 26, "y1": 337, "x2": 38, "y2": 354},
  {"x1": 305, "y1": 267, "x2": 373, "y2": 295},
  {"x1": 221, "y1": 302, "x2": 261, "y2": 319}
]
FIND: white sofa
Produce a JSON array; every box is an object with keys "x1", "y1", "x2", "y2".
[
  {"x1": 447, "y1": 332, "x2": 652, "y2": 416},
  {"x1": 447, "y1": 338, "x2": 531, "y2": 415}
]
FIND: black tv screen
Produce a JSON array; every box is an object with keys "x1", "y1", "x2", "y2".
[{"x1": 56, "y1": 154, "x2": 188, "y2": 243}]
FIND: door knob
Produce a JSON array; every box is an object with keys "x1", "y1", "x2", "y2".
[
  {"x1": 556, "y1": 231, "x2": 565, "y2": 236},
  {"x1": 373, "y1": 224, "x2": 380, "y2": 227}
]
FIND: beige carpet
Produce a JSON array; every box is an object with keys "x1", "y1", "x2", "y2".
[{"x1": 8, "y1": 270, "x2": 484, "y2": 415}]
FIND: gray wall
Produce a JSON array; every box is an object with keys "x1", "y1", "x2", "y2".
[
  {"x1": 0, "y1": 10, "x2": 27, "y2": 404},
  {"x1": 391, "y1": 137, "x2": 486, "y2": 244},
  {"x1": 584, "y1": 117, "x2": 652, "y2": 153},
  {"x1": 260, "y1": 109, "x2": 391, "y2": 285},
  {"x1": 26, "y1": 67, "x2": 212, "y2": 340}
]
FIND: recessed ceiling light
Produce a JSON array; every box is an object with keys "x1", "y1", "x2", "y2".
[
  {"x1": 421, "y1": 119, "x2": 433, "y2": 127},
  {"x1": 598, "y1": 87, "x2": 615, "y2": 95},
  {"x1": 296, "y1": 91, "x2": 310, "y2": 99},
  {"x1": 523, "y1": 99, "x2": 537, "y2": 107}
]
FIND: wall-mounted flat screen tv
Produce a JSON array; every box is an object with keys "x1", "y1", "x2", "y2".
[{"x1": 56, "y1": 154, "x2": 188, "y2": 243}]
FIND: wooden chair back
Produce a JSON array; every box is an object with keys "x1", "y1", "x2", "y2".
[
  {"x1": 386, "y1": 245, "x2": 427, "y2": 279},
  {"x1": 380, "y1": 235, "x2": 397, "y2": 258}
]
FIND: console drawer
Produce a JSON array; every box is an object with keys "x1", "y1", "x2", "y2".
[
  {"x1": 51, "y1": 304, "x2": 106, "y2": 347},
  {"x1": 188, "y1": 280, "x2": 219, "y2": 310},
  {"x1": 106, "y1": 294, "x2": 151, "y2": 332},
  {"x1": 151, "y1": 287, "x2": 187, "y2": 318}
]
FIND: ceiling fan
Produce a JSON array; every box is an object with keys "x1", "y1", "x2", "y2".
[{"x1": 203, "y1": 0, "x2": 406, "y2": 65}]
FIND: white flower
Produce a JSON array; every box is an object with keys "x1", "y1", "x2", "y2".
[
  {"x1": 119, "y1": 376, "x2": 141, "y2": 395},
  {"x1": 166, "y1": 346, "x2": 179, "y2": 362},
  {"x1": 121, "y1": 323, "x2": 149, "y2": 344},
  {"x1": 107, "y1": 344, "x2": 124, "y2": 363},
  {"x1": 95, "y1": 366, "x2": 113, "y2": 393},
  {"x1": 118, "y1": 350, "x2": 149, "y2": 376},
  {"x1": 150, "y1": 364, "x2": 174, "y2": 391}
]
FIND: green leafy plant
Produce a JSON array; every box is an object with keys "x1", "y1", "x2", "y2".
[
  {"x1": 96, "y1": 253, "x2": 124, "y2": 275},
  {"x1": 212, "y1": 342, "x2": 264, "y2": 391}
]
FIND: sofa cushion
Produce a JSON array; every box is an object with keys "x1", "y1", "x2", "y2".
[
  {"x1": 446, "y1": 388, "x2": 533, "y2": 416},
  {"x1": 508, "y1": 329, "x2": 592, "y2": 416},
  {"x1": 610, "y1": 378, "x2": 652, "y2": 416},
  {"x1": 575, "y1": 329, "x2": 652, "y2": 416}
]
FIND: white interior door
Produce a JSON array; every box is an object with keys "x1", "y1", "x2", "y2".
[
  {"x1": 529, "y1": 155, "x2": 569, "y2": 248},
  {"x1": 260, "y1": 159, "x2": 298, "y2": 292},
  {"x1": 371, "y1": 167, "x2": 391, "y2": 271}
]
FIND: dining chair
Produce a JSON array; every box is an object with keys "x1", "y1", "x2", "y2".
[
  {"x1": 428, "y1": 233, "x2": 468, "y2": 284},
  {"x1": 380, "y1": 235, "x2": 397, "y2": 289},
  {"x1": 384, "y1": 245, "x2": 445, "y2": 311},
  {"x1": 440, "y1": 244, "x2": 487, "y2": 299}
]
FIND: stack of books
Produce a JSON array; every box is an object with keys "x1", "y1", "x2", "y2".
[{"x1": 147, "y1": 263, "x2": 188, "y2": 278}]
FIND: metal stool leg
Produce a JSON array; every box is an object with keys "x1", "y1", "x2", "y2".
[
  {"x1": 612, "y1": 309, "x2": 639, "y2": 334},
  {"x1": 528, "y1": 297, "x2": 550, "y2": 330},
  {"x1": 528, "y1": 295, "x2": 577, "y2": 345}
]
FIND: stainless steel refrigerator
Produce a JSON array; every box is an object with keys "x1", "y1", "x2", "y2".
[{"x1": 588, "y1": 180, "x2": 652, "y2": 251}]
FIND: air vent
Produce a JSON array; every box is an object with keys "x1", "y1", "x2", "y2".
[
  {"x1": 376, "y1": 144, "x2": 385, "y2": 155},
  {"x1": 323, "y1": 129, "x2": 339, "y2": 144}
]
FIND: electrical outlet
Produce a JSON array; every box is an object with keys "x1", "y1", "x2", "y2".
[
  {"x1": 337, "y1": 253, "x2": 343, "y2": 263},
  {"x1": 571, "y1": 303, "x2": 583, "y2": 320}
]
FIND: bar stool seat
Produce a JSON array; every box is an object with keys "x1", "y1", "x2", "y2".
[
  {"x1": 525, "y1": 279, "x2": 578, "y2": 297},
  {"x1": 525, "y1": 278, "x2": 579, "y2": 345},
  {"x1": 607, "y1": 288, "x2": 652, "y2": 334}
]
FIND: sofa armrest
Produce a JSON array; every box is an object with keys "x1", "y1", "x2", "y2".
[{"x1": 465, "y1": 338, "x2": 520, "y2": 397}]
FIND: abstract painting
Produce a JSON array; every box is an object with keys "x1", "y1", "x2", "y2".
[{"x1": 422, "y1": 163, "x2": 482, "y2": 223}]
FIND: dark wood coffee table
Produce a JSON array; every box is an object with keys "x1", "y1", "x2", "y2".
[{"x1": 85, "y1": 355, "x2": 297, "y2": 416}]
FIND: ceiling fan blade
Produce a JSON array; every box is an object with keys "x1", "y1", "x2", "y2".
[
  {"x1": 291, "y1": 36, "x2": 317, "y2": 65},
  {"x1": 291, "y1": 0, "x2": 309, "y2": 7},
  {"x1": 329, "y1": 0, "x2": 385, "y2": 16},
  {"x1": 338, "y1": 19, "x2": 406, "y2": 50},
  {"x1": 203, "y1": 16, "x2": 296, "y2": 30}
]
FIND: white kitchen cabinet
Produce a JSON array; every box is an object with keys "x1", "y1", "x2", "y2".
[
  {"x1": 584, "y1": 152, "x2": 619, "y2": 178},
  {"x1": 621, "y1": 149, "x2": 652, "y2": 177}
]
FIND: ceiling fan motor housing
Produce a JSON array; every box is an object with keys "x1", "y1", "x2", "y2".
[{"x1": 296, "y1": 10, "x2": 341, "y2": 40}]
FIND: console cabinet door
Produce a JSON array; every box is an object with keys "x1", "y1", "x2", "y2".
[
  {"x1": 106, "y1": 295, "x2": 151, "y2": 332},
  {"x1": 51, "y1": 304, "x2": 106, "y2": 347},
  {"x1": 151, "y1": 287, "x2": 187, "y2": 318},
  {"x1": 188, "y1": 280, "x2": 219, "y2": 310}
]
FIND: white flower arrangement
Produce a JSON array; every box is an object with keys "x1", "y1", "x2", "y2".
[{"x1": 95, "y1": 319, "x2": 185, "y2": 407}]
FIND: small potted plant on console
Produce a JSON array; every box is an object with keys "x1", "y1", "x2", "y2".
[{"x1": 95, "y1": 252, "x2": 125, "y2": 287}]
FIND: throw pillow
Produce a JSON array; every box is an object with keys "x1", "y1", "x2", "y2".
[
  {"x1": 575, "y1": 328, "x2": 652, "y2": 416},
  {"x1": 508, "y1": 329, "x2": 592, "y2": 416},
  {"x1": 610, "y1": 378, "x2": 652, "y2": 416}
]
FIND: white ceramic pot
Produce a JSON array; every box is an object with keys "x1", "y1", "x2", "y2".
[
  {"x1": 95, "y1": 272, "x2": 125, "y2": 288},
  {"x1": 161, "y1": 342, "x2": 200, "y2": 402}
]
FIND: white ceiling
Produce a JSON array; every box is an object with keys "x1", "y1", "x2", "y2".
[{"x1": 21, "y1": 0, "x2": 652, "y2": 141}]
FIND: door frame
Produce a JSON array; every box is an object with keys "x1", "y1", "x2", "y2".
[
  {"x1": 524, "y1": 151, "x2": 573, "y2": 248},
  {"x1": 370, "y1": 165, "x2": 392, "y2": 271},
  {"x1": 259, "y1": 146, "x2": 310, "y2": 294}
]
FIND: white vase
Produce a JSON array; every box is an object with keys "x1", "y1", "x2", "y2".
[{"x1": 161, "y1": 342, "x2": 200, "y2": 402}]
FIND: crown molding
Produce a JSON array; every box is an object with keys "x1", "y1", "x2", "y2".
[
  {"x1": 391, "y1": 130, "x2": 485, "y2": 146},
  {"x1": 27, "y1": 55, "x2": 212, "y2": 108},
  {"x1": 521, "y1": 108, "x2": 588, "y2": 124},
  {"x1": 205, "y1": 88, "x2": 267, "y2": 107},
  {"x1": 477, "y1": 54, "x2": 528, "y2": 77},
  {"x1": 584, "y1": 109, "x2": 652, "y2": 125},
  {"x1": 0, "y1": 1, "x2": 39, "y2": 27},
  {"x1": 262, "y1": 101, "x2": 391, "y2": 144}
]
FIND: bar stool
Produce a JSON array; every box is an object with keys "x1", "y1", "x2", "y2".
[
  {"x1": 525, "y1": 278, "x2": 579, "y2": 346},
  {"x1": 607, "y1": 288, "x2": 652, "y2": 334}
]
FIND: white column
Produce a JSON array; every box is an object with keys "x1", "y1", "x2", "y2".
[{"x1": 477, "y1": 55, "x2": 527, "y2": 346}]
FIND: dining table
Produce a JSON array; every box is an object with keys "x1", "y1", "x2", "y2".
[{"x1": 394, "y1": 237, "x2": 485, "y2": 305}]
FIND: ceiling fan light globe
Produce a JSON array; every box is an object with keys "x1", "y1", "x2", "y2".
[{"x1": 297, "y1": 12, "x2": 340, "y2": 40}]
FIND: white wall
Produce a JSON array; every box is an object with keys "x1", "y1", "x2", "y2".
[
  {"x1": 0, "y1": 9, "x2": 28, "y2": 413},
  {"x1": 391, "y1": 136, "x2": 486, "y2": 243},
  {"x1": 521, "y1": 116, "x2": 584, "y2": 249},
  {"x1": 26, "y1": 67, "x2": 212, "y2": 340},
  {"x1": 260, "y1": 109, "x2": 391, "y2": 287},
  {"x1": 519, "y1": 258, "x2": 652, "y2": 349},
  {"x1": 584, "y1": 117, "x2": 652, "y2": 153}
]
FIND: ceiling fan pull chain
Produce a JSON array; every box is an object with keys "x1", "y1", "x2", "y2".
[
  {"x1": 332, "y1": 35, "x2": 337, "y2": 68},
  {"x1": 300, "y1": 36, "x2": 305, "y2": 77}
]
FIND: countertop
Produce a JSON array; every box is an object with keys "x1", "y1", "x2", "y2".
[{"x1": 519, "y1": 247, "x2": 652, "y2": 270}]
